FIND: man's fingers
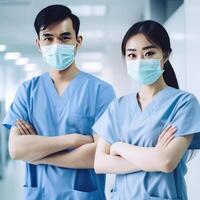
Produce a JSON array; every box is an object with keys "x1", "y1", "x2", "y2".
[
  {"x1": 16, "y1": 120, "x2": 27, "y2": 135},
  {"x1": 20, "y1": 120, "x2": 36, "y2": 135},
  {"x1": 17, "y1": 120, "x2": 31, "y2": 135}
]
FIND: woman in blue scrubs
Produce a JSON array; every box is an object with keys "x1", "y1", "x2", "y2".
[
  {"x1": 2, "y1": 5, "x2": 115, "y2": 200},
  {"x1": 93, "y1": 20, "x2": 200, "y2": 200}
]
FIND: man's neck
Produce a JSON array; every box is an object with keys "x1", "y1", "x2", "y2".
[{"x1": 49, "y1": 63, "x2": 80, "y2": 83}]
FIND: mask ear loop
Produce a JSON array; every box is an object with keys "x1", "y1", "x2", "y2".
[{"x1": 161, "y1": 52, "x2": 170, "y2": 74}]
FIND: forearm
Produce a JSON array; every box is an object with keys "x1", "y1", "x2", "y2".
[
  {"x1": 10, "y1": 134, "x2": 76, "y2": 162},
  {"x1": 32, "y1": 143, "x2": 97, "y2": 169},
  {"x1": 94, "y1": 153, "x2": 141, "y2": 174},
  {"x1": 9, "y1": 126, "x2": 89, "y2": 162},
  {"x1": 116, "y1": 143, "x2": 170, "y2": 172}
]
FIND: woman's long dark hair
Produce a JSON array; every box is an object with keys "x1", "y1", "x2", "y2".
[{"x1": 121, "y1": 20, "x2": 179, "y2": 89}]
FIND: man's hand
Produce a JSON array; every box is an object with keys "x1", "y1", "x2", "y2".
[
  {"x1": 16, "y1": 119, "x2": 37, "y2": 135},
  {"x1": 16, "y1": 119, "x2": 93, "y2": 147}
]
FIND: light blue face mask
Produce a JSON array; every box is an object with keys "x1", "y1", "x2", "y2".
[
  {"x1": 41, "y1": 44, "x2": 75, "y2": 71},
  {"x1": 126, "y1": 59, "x2": 164, "y2": 85}
]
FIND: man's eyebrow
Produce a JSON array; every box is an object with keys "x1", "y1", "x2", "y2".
[
  {"x1": 59, "y1": 32, "x2": 72, "y2": 36},
  {"x1": 41, "y1": 33, "x2": 53, "y2": 37}
]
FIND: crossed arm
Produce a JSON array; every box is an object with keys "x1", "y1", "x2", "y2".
[
  {"x1": 9, "y1": 119, "x2": 96, "y2": 168},
  {"x1": 94, "y1": 125, "x2": 193, "y2": 174}
]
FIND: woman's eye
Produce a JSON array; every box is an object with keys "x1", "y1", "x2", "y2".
[
  {"x1": 145, "y1": 51, "x2": 155, "y2": 57},
  {"x1": 127, "y1": 53, "x2": 136, "y2": 58}
]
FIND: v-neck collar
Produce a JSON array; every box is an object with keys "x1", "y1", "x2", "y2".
[
  {"x1": 42, "y1": 71, "x2": 84, "y2": 105},
  {"x1": 134, "y1": 86, "x2": 171, "y2": 115}
]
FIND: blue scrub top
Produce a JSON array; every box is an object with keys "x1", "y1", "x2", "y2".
[
  {"x1": 93, "y1": 86, "x2": 200, "y2": 200},
  {"x1": 2, "y1": 71, "x2": 116, "y2": 200}
]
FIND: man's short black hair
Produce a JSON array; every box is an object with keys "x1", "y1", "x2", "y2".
[{"x1": 34, "y1": 5, "x2": 80, "y2": 37}]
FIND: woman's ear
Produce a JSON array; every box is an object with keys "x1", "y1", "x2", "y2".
[{"x1": 162, "y1": 53, "x2": 170, "y2": 65}]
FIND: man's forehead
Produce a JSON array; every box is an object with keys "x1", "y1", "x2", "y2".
[{"x1": 39, "y1": 18, "x2": 74, "y2": 35}]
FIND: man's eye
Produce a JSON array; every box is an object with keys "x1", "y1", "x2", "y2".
[
  {"x1": 61, "y1": 36, "x2": 70, "y2": 41},
  {"x1": 44, "y1": 37, "x2": 52, "y2": 41}
]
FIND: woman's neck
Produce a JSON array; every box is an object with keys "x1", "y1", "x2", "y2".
[{"x1": 138, "y1": 77, "x2": 168, "y2": 101}]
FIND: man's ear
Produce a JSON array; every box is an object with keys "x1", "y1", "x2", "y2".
[
  {"x1": 36, "y1": 38, "x2": 41, "y2": 52},
  {"x1": 75, "y1": 35, "x2": 83, "y2": 49}
]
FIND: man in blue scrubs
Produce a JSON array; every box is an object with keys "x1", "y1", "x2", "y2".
[{"x1": 2, "y1": 5, "x2": 115, "y2": 200}]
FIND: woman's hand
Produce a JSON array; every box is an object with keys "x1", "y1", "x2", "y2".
[
  {"x1": 110, "y1": 142, "x2": 123, "y2": 156},
  {"x1": 156, "y1": 125, "x2": 177, "y2": 148},
  {"x1": 110, "y1": 125, "x2": 176, "y2": 156},
  {"x1": 16, "y1": 119, "x2": 37, "y2": 135}
]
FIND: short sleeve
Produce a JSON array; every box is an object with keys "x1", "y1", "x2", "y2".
[
  {"x1": 94, "y1": 84, "x2": 116, "y2": 122},
  {"x1": 93, "y1": 99, "x2": 119, "y2": 144},
  {"x1": 2, "y1": 83, "x2": 29, "y2": 130},
  {"x1": 172, "y1": 95, "x2": 200, "y2": 149}
]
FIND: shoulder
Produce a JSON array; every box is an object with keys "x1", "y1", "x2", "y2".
[
  {"x1": 169, "y1": 87, "x2": 199, "y2": 103},
  {"x1": 22, "y1": 73, "x2": 44, "y2": 88},
  {"x1": 108, "y1": 93, "x2": 136, "y2": 112},
  {"x1": 166, "y1": 87, "x2": 200, "y2": 113},
  {"x1": 81, "y1": 71, "x2": 113, "y2": 89},
  {"x1": 18, "y1": 73, "x2": 45, "y2": 96}
]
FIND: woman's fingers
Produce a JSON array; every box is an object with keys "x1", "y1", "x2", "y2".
[
  {"x1": 159, "y1": 125, "x2": 176, "y2": 141},
  {"x1": 158, "y1": 125, "x2": 172, "y2": 142},
  {"x1": 162, "y1": 134, "x2": 175, "y2": 147},
  {"x1": 159, "y1": 127, "x2": 176, "y2": 146},
  {"x1": 157, "y1": 125, "x2": 177, "y2": 147}
]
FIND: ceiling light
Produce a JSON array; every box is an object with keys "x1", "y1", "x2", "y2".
[
  {"x1": 15, "y1": 57, "x2": 29, "y2": 65},
  {"x1": 23, "y1": 64, "x2": 37, "y2": 71},
  {"x1": 4, "y1": 52, "x2": 21, "y2": 60},
  {"x1": 0, "y1": 44, "x2": 7, "y2": 52}
]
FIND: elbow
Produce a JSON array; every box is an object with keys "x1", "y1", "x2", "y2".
[
  {"x1": 94, "y1": 160, "x2": 103, "y2": 174},
  {"x1": 9, "y1": 146, "x2": 20, "y2": 160},
  {"x1": 94, "y1": 156, "x2": 106, "y2": 174},
  {"x1": 161, "y1": 159, "x2": 176, "y2": 173},
  {"x1": 9, "y1": 141, "x2": 24, "y2": 160}
]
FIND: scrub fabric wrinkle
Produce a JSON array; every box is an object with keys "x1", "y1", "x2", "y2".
[
  {"x1": 2, "y1": 71, "x2": 116, "y2": 200},
  {"x1": 93, "y1": 86, "x2": 200, "y2": 200}
]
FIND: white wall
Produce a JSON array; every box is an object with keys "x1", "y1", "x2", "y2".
[
  {"x1": 164, "y1": 2, "x2": 200, "y2": 200},
  {"x1": 185, "y1": 1, "x2": 200, "y2": 199}
]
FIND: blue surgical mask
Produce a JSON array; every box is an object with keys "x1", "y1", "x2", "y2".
[
  {"x1": 41, "y1": 44, "x2": 75, "y2": 71},
  {"x1": 126, "y1": 59, "x2": 164, "y2": 85}
]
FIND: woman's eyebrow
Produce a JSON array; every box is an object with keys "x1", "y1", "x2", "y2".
[
  {"x1": 142, "y1": 45, "x2": 156, "y2": 50},
  {"x1": 127, "y1": 45, "x2": 156, "y2": 52}
]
